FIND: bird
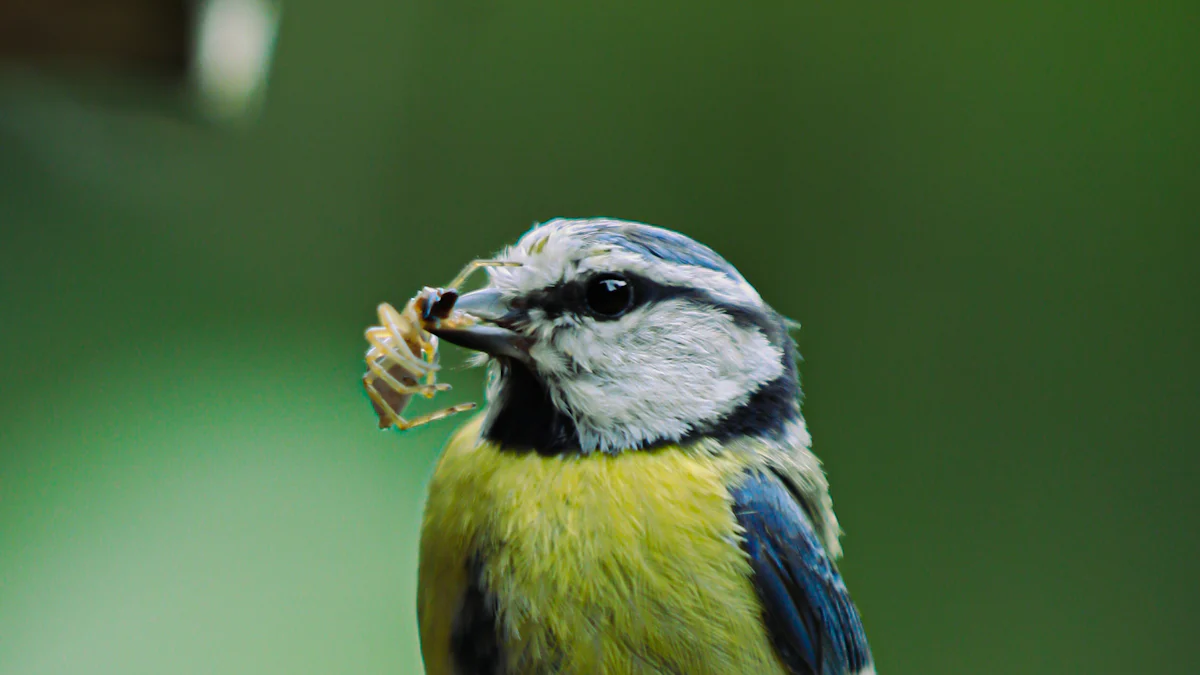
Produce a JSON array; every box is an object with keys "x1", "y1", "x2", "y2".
[{"x1": 415, "y1": 217, "x2": 874, "y2": 675}]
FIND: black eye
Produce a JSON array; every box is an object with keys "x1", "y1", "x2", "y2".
[{"x1": 584, "y1": 274, "x2": 634, "y2": 318}]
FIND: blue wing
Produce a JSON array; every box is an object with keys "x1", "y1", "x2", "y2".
[{"x1": 730, "y1": 470, "x2": 873, "y2": 675}]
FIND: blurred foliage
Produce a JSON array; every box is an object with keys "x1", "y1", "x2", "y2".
[{"x1": 1, "y1": 1, "x2": 1197, "y2": 674}]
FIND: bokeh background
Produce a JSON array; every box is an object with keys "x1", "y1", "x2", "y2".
[{"x1": 2, "y1": 1, "x2": 1197, "y2": 673}]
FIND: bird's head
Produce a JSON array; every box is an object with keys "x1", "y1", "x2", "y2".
[{"x1": 431, "y1": 218, "x2": 807, "y2": 454}]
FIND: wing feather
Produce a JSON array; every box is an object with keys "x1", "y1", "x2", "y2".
[{"x1": 730, "y1": 470, "x2": 873, "y2": 675}]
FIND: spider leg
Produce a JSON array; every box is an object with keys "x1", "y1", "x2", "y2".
[
  {"x1": 366, "y1": 325, "x2": 436, "y2": 375},
  {"x1": 421, "y1": 334, "x2": 441, "y2": 387},
  {"x1": 387, "y1": 402, "x2": 477, "y2": 431},
  {"x1": 365, "y1": 357, "x2": 449, "y2": 398},
  {"x1": 445, "y1": 259, "x2": 522, "y2": 292},
  {"x1": 376, "y1": 303, "x2": 432, "y2": 365}
]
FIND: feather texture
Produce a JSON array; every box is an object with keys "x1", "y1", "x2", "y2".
[
  {"x1": 731, "y1": 470, "x2": 873, "y2": 675},
  {"x1": 418, "y1": 417, "x2": 872, "y2": 675}
]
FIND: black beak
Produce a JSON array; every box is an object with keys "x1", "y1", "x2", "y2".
[{"x1": 428, "y1": 289, "x2": 532, "y2": 364}]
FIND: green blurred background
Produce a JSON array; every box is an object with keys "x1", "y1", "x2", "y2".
[{"x1": 2, "y1": 1, "x2": 1197, "y2": 673}]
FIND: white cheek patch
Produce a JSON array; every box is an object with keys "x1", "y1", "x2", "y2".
[{"x1": 542, "y1": 301, "x2": 785, "y2": 452}]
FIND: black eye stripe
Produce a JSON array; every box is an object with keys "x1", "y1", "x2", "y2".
[
  {"x1": 513, "y1": 273, "x2": 776, "y2": 336},
  {"x1": 519, "y1": 274, "x2": 647, "y2": 319}
]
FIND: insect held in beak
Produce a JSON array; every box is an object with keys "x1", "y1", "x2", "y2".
[{"x1": 361, "y1": 259, "x2": 520, "y2": 431}]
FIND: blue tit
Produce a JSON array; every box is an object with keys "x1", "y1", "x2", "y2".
[{"x1": 416, "y1": 218, "x2": 874, "y2": 675}]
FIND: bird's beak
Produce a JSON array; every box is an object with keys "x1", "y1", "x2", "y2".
[{"x1": 428, "y1": 288, "x2": 532, "y2": 364}]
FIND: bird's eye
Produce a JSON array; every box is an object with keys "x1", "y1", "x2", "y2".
[{"x1": 584, "y1": 274, "x2": 634, "y2": 318}]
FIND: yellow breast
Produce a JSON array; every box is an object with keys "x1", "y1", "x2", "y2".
[{"x1": 418, "y1": 415, "x2": 788, "y2": 675}]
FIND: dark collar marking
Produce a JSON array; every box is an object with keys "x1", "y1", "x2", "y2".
[
  {"x1": 482, "y1": 359, "x2": 582, "y2": 455},
  {"x1": 685, "y1": 355, "x2": 801, "y2": 445},
  {"x1": 451, "y1": 556, "x2": 506, "y2": 675},
  {"x1": 482, "y1": 340, "x2": 801, "y2": 455}
]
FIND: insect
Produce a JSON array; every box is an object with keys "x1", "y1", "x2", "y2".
[{"x1": 362, "y1": 259, "x2": 520, "y2": 431}]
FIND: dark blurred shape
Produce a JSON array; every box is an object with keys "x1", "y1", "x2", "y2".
[
  {"x1": 0, "y1": 0, "x2": 192, "y2": 77},
  {"x1": 0, "y1": 0, "x2": 279, "y2": 123}
]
